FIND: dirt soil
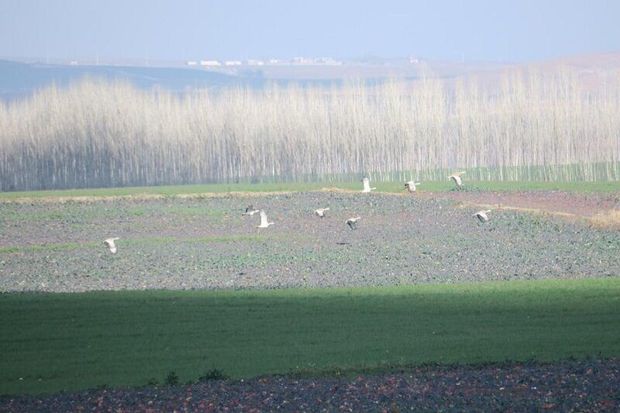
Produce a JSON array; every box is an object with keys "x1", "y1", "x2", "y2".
[
  {"x1": 2, "y1": 359, "x2": 618, "y2": 412},
  {"x1": 1, "y1": 191, "x2": 619, "y2": 293},
  {"x1": 424, "y1": 190, "x2": 620, "y2": 224}
]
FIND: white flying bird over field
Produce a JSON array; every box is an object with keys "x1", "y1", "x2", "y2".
[
  {"x1": 257, "y1": 210, "x2": 274, "y2": 228},
  {"x1": 314, "y1": 208, "x2": 330, "y2": 218},
  {"x1": 404, "y1": 181, "x2": 421, "y2": 192},
  {"x1": 473, "y1": 209, "x2": 492, "y2": 223},
  {"x1": 103, "y1": 237, "x2": 120, "y2": 254},
  {"x1": 448, "y1": 171, "x2": 466, "y2": 189},
  {"x1": 362, "y1": 177, "x2": 376, "y2": 193},
  {"x1": 346, "y1": 216, "x2": 361, "y2": 230},
  {"x1": 242, "y1": 205, "x2": 260, "y2": 216}
]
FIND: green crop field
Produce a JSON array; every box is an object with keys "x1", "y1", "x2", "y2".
[{"x1": 1, "y1": 277, "x2": 619, "y2": 395}]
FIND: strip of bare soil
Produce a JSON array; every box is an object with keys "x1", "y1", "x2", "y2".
[
  {"x1": 423, "y1": 190, "x2": 620, "y2": 228},
  {"x1": 2, "y1": 359, "x2": 618, "y2": 412}
]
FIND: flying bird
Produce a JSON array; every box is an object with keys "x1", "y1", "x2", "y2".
[
  {"x1": 362, "y1": 177, "x2": 376, "y2": 193},
  {"x1": 314, "y1": 208, "x2": 330, "y2": 218},
  {"x1": 448, "y1": 171, "x2": 466, "y2": 189},
  {"x1": 404, "y1": 181, "x2": 421, "y2": 192},
  {"x1": 103, "y1": 237, "x2": 120, "y2": 254},
  {"x1": 346, "y1": 216, "x2": 361, "y2": 230},
  {"x1": 473, "y1": 209, "x2": 492, "y2": 223},
  {"x1": 242, "y1": 205, "x2": 260, "y2": 216},
  {"x1": 257, "y1": 210, "x2": 274, "y2": 228}
]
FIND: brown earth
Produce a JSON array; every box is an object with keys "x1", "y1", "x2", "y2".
[
  {"x1": 420, "y1": 190, "x2": 620, "y2": 228},
  {"x1": 2, "y1": 359, "x2": 619, "y2": 412},
  {"x1": 1, "y1": 190, "x2": 618, "y2": 293}
]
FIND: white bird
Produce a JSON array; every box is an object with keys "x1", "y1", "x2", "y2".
[
  {"x1": 242, "y1": 205, "x2": 260, "y2": 216},
  {"x1": 346, "y1": 216, "x2": 361, "y2": 230},
  {"x1": 362, "y1": 177, "x2": 376, "y2": 193},
  {"x1": 473, "y1": 209, "x2": 492, "y2": 223},
  {"x1": 314, "y1": 207, "x2": 330, "y2": 218},
  {"x1": 404, "y1": 181, "x2": 421, "y2": 192},
  {"x1": 257, "y1": 210, "x2": 274, "y2": 228},
  {"x1": 103, "y1": 237, "x2": 120, "y2": 254},
  {"x1": 448, "y1": 171, "x2": 466, "y2": 189}
]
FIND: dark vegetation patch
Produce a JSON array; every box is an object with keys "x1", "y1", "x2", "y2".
[{"x1": 0, "y1": 192, "x2": 618, "y2": 293}]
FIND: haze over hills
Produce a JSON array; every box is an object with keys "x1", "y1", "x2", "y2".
[
  {"x1": 0, "y1": 59, "x2": 265, "y2": 100},
  {"x1": 1, "y1": 52, "x2": 619, "y2": 100}
]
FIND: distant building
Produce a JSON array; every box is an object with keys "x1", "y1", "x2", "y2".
[
  {"x1": 409, "y1": 56, "x2": 420, "y2": 64},
  {"x1": 292, "y1": 56, "x2": 313, "y2": 64},
  {"x1": 246, "y1": 59, "x2": 265, "y2": 66},
  {"x1": 200, "y1": 60, "x2": 221, "y2": 66},
  {"x1": 224, "y1": 60, "x2": 242, "y2": 66},
  {"x1": 186, "y1": 60, "x2": 198, "y2": 66},
  {"x1": 315, "y1": 57, "x2": 342, "y2": 65},
  {"x1": 290, "y1": 56, "x2": 342, "y2": 65},
  {"x1": 69, "y1": 60, "x2": 79, "y2": 66}
]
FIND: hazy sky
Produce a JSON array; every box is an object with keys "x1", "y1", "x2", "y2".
[{"x1": 1, "y1": 0, "x2": 619, "y2": 62}]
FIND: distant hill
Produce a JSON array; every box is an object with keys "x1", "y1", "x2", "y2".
[
  {"x1": 2, "y1": 52, "x2": 619, "y2": 100},
  {"x1": 0, "y1": 57, "x2": 511, "y2": 100},
  {"x1": 431, "y1": 51, "x2": 620, "y2": 94},
  {"x1": 0, "y1": 60, "x2": 267, "y2": 100}
]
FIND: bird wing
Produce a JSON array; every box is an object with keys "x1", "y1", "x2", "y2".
[
  {"x1": 363, "y1": 178, "x2": 370, "y2": 191},
  {"x1": 474, "y1": 211, "x2": 488, "y2": 221}
]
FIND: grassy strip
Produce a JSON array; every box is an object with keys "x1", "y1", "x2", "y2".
[
  {"x1": 0, "y1": 180, "x2": 617, "y2": 201},
  {"x1": 1, "y1": 277, "x2": 619, "y2": 395},
  {"x1": 375, "y1": 181, "x2": 619, "y2": 193}
]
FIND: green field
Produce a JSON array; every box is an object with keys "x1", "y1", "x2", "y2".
[
  {"x1": 0, "y1": 180, "x2": 617, "y2": 200},
  {"x1": 1, "y1": 277, "x2": 619, "y2": 395}
]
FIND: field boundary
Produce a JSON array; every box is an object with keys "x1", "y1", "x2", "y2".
[{"x1": 0, "y1": 191, "x2": 300, "y2": 204}]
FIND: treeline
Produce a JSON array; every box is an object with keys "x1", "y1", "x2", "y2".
[{"x1": 0, "y1": 69, "x2": 619, "y2": 191}]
